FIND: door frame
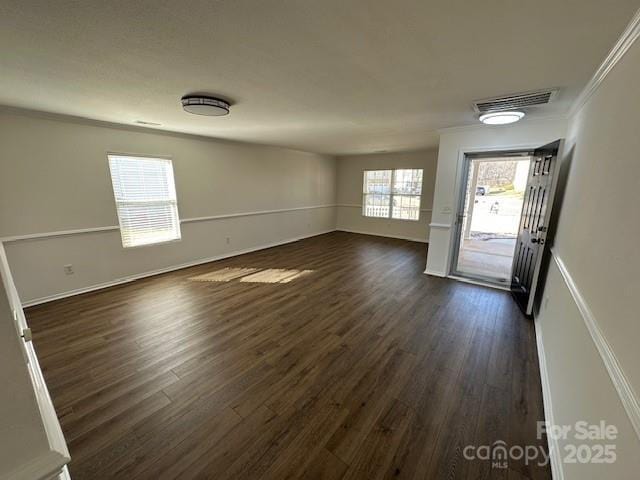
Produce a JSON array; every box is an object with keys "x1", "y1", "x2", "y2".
[
  {"x1": 449, "y1": 150, "x2": 533, "y2": 286},
  {"x1": 445, "y1": 144, "x2": 541, "y2": 287}
]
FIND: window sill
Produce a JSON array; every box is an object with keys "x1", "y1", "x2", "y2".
[
  {"x1": 361, "y1": 215, "x2": 420, "y2": 222},
  {"x1": 122, "y1": 237, "x2": 182, "y2": 249}
]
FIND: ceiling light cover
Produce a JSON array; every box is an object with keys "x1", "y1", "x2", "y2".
[
  {"x1": 479, "y1": 111, "x2": 525, "y2": 125},
  {"x1": 181, "y1": 95, "x2": 230, "y2": 116}
]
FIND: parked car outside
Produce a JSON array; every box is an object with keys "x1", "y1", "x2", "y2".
[{"x1": 476, "y1": 185, "x2": 490, "y2": 196}]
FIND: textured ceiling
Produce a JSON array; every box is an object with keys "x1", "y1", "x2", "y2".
[{"x1": 0, "y1": 0, "x2": 637, "y2": 154}]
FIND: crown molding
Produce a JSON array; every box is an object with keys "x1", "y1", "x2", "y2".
[
  {"x1": 570, "y1": 8, "x2": 640, "y2": 117},
  {"x1": 437, "y1": 8, "x2": 640, "y2": 134}
]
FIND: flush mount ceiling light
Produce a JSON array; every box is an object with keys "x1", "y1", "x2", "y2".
[
  {"x1": 479, "y1": 111, "x2": 525, "y2": 125},
  {"x1": 181, "y1": 95, "x2": 230, "y2": 116}
]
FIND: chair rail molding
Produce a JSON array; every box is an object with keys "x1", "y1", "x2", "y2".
[
  {"x1": 428, "y1": 222, "x2": 451, "y2": 229},
  {"x1": 551, "y1": 249, "x2": 640, "y2": 440},
  {"x1": 0, "y1": 204, "x2": 338, "y2": 243}
]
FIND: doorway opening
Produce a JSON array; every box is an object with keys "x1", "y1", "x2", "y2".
[{"x1": 451, "y1": 151, "x2": 532, "y2": 285}]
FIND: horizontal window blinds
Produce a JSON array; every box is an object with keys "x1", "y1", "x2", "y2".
[{"x1": 108, "y1": 155, "x2": 181, "y2": 248}]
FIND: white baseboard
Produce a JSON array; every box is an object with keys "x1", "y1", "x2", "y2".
[
  {"x1": 21, "y1": 228, "x2": 433, "y2": 307},
  {"x1": 423, "y1": 268, "x2": 446, "y2": 277},
  {"x1": 336, "y1": 228, "x2": 427, "y2": 244},
  {"x1": 533, "y1": 316, "x2": 565, "y2": 480},
  {"x1": 22, "y1": 229, "x2": 335, "y2": 307}
]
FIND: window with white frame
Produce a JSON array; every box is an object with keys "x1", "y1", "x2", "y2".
[
  {"x1": 362, "y1": 168, "x2": 423, "y2": 221},
  {"x1": 108, "y1": 154, "x2": 181, "y2": 248}
]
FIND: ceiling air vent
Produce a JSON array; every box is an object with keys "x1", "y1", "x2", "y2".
[{"x1": 472, "y1": 89, "x2": 558, "y2": 114}]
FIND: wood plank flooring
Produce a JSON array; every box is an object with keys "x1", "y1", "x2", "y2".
[{"x1": 26, "y1": 232, "x2": 551, "y2": 479}]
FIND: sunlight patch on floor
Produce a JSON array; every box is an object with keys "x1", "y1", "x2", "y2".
[
  {"x1": 189, "y1": 267, "x2": 313, "y2": 284},
  {"x1": 189, "y1": 267, "x2": 258, "y2": 282},
  {"x1": 240, "y1": 269, "x2": 313, "y2": 284}
]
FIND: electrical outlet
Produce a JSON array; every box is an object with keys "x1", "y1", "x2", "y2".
[
  {"x1": 63, "y1": 264, "x2": 74, "y2": 275},
  {"x1": 225, "y1": 236, "x2": 231, "y2": 245}
]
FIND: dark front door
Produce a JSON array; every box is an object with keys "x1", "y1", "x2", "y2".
[{"x1": 511, "y1": 140, "x2": 563, "y2": 316}]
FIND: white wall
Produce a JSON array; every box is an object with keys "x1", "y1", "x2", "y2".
[
  {"x1": 335, "y1": 149, "x2": 438, "y2": 242},
  {"x1": 535, "y1": 22, "x2": 640, "y2": 479},
  {"x1": 424, "y1": 117, "x2": 568, "y2": 276},
  {"x1": 0, "y1": 111, "x2": 337, "y2": 304}
]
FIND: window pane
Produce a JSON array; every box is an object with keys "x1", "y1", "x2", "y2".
[
  {"x1": 363, "y1": 170, "x2": 392, "y2": 194},
  {"x1": 362, "y1": 170, "x2": 392, "y2": 218},
  {"x1": 392, "y1": 169, "x2": 423, "y2": 195},
  {"x1": 392, "y1": 195, "x2": 421, "y2": 220},
  {"x1": 108, "y1": 155, "x2": 181, "y2": 248},
  {"x1": 363, "y1": 194, "x2": 391, "y2": 218}
]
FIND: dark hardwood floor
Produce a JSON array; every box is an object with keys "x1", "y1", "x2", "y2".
[{"x1": 26, "y1": 232, "x2": 551, "y2": 479}]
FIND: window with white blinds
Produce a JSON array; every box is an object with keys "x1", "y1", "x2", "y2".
[
  {"x1": 108, "y1": 155, "x2": 181, "y2": 248},
  {"x1": 362, "y1": 168, "x2": 423, "y2": 221}
]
